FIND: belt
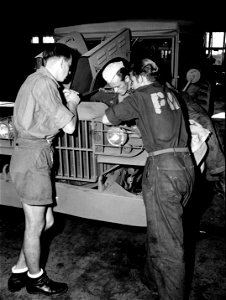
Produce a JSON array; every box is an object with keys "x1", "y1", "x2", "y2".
[
  {"x1": 15, "y1": 137, "x2": 52, "y2": 148},
  {"x1": 148, "y1": 147, "x2": 189, "y2": 157}
]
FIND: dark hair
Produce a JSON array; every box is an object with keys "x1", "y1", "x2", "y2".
[
  {"x1": 116, "y1": 67, "x2": 129, "y2": 81},
  {"x1": 42, "y1": 43, "x2": 73, "y2": 64},
  {"x1": 130, "y1": 58, "x2": 159, "y2": 82}
]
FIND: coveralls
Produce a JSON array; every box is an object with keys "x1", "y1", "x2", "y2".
[
  {"x1": 105, "y1": 82, "x2": 195, "y2": 300},
  {"x1": 10, "y1": 67, "x2": 74, "y2": 205}
]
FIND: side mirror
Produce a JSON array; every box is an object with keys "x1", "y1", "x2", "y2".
[{"x1": 183, "y1": 69, "x2": 201, "y2": 92}]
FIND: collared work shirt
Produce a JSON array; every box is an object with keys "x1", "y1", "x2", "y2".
[
  {"x1": 13, "y1": 66, "x2": 74, "y2": 141},
  {"x1": 10, "y1": 67, "x2": 74, "y2": 204}
]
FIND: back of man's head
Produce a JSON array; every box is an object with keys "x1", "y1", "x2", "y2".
[{"x1": 43, "y1": 43, "x2": 73, "y2": 65}]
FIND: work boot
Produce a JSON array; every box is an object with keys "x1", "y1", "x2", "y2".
[
  {"x1": 8, "y1": 271, "x2": 27, "y2": 292},
  {"x1": 26, "y1": 271, "x2": 68, "y2": 295}
]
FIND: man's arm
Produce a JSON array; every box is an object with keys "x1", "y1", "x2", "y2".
[
  {"x1": 63, "y1": 89, "x2": 80, "y2": 134},
  {"x1": 102, "y1": 114, "x2": 112, "y2": 125}
]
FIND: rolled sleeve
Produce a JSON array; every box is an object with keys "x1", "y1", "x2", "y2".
[
  {"x1": 53, "y1": 103, "x2": 74, "y2": 129},
  {"x1": 105, "y1": 107, "x2": 122, "y2": 125},
  {"x1": 105, "y1": 97, "x2": 138, "y2": 125}
]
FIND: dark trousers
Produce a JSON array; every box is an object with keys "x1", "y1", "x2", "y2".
[{"x1": 142, "y1": 152, "x2": 195, "y2": 300}]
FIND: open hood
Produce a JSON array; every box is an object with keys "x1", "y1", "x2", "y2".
[{"x1": 69, "y1": 28, "x2": 131, "y2": 94}]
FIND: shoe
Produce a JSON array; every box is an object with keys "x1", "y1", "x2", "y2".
[
  {"x1": 8, "y1": 271, "x2": 27, "y2": 292},
  {"x1": 26, "y1": 271, "x2": 68, "y2": 296}
]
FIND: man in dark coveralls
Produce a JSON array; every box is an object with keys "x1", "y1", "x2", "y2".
[
  {"x1": 101, "y1": 60, "x2": 195, "y2": 300},
  {"x1": 8, "y1": 43, "x2": 80, "y2": 296}
]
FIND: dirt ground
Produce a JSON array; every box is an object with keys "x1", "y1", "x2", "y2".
[{"x1": 0, "y1": 183, "x2": 225, "y2": 300}]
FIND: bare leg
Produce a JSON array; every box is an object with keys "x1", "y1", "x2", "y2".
[{"x1": 14, "y1": 205, "x2": 54, "y2": 273}]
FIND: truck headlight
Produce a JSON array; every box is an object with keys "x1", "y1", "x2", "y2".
[
  {"x1": 0, "y1": 122, "x2": 13, "y2": 139},
  {"x1": 107, "y1": 127, "x2": 128, "y2": 147}
]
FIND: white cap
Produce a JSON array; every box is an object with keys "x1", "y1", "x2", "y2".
[
  {"x1": 142, "y1": 58, "x2": 158, "y2": 72},
  {"x1": 102, "y1": 61, "x2": 124, "y2": 83},
  {"x1": 35, "y1": 52, "x2": 43, "y2": 58}
]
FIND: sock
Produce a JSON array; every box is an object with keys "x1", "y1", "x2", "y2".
[
  {"x1": 12, "y1": 265, "x2": 28, "y2": 273},
  {"x1": 27, "y1": 268, "x2": 44, "y2": 278}
]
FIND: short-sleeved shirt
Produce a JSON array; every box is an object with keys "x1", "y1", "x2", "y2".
[
  {"x1": 13, "y1": 66, "x2": 74, "y2": 141},
  {"x1": 105, "y1": 82, "x2": 189, "y2": 153}
]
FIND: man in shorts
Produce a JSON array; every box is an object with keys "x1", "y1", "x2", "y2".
[{"x1": 8, "y1": 43, "x2": 80, "y2": 296}]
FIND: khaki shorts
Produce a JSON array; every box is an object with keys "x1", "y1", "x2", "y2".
[{"x1": 10, "y1": 139, "x2": 54, "y2": 205}]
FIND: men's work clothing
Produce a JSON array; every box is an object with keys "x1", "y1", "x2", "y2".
[
  {"x1": 106, "y1": 82, "x2": 189, "y2": 153},
  {"x1": 10, "y1": 138, "x2": 54, "y2": 205},
  {"x1": 142, "y1": 151, "x2": 195, "y2": 300},
  {"x1": 105, "y1": 82, "x2": 195, "y2": 300},
  {"x1": 13, "y1": 66, "x2": 74, "y2": 141},
  {"x1": 10, "y1": 66, "x2": 74, "y2": 205}
]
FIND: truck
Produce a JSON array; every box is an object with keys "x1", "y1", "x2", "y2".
[{"x1": 0, "y1": 19, "x2": 207, "y2": 226}]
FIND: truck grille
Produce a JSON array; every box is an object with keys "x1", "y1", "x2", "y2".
[{"x1": 55, "y1": 120, "x2": 97, "y2": 182}]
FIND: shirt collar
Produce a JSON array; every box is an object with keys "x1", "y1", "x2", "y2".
[{"x1": 38, "y1": 66, "x2": 60, "y2": 87}]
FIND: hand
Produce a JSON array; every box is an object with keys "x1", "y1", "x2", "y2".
[
  {"x1": 63, "y1": 89, "x2": 80, "y2": 105},
  {"x1": 102, "y1": 114, "x2": 112, "y2": 125}
]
